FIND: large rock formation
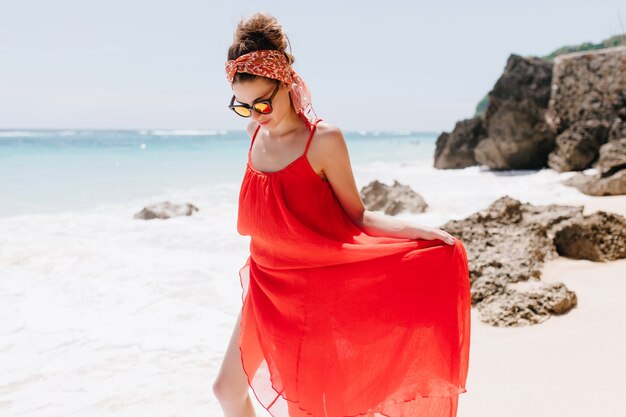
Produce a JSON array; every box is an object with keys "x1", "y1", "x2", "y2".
[
  {"x1": 546, "y1": 46, "x2": 626, "y2": 134},
  {"x1": 434, "y1": 44, "x2": 626, "y2": 196},
  {"x1": 473, "y1": 54, "x2": 556, "y2": 170},
  {"x1": 545, "y1": 46, "x2": 626, "y2": 185}
]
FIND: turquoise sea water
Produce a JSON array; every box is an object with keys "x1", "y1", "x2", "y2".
[{"x1": 0, "y1": 129, "x2": 438, "y2": 217}]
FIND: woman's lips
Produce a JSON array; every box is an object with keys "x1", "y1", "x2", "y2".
[{"x1": 259, "y1": 119, "x2": 270, "y2": 125}]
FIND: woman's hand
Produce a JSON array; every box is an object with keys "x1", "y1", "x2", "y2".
[
  {"x1": 354, "y1": 210, "x2": 457, "y2": 245},
  {"x1": 411, "y1": 225, "x2": 456, "y2": 245}
]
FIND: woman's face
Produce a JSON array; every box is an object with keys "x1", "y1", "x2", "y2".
[{"x1": 231, "y1": 77, "x2": 293, "y2": 130}]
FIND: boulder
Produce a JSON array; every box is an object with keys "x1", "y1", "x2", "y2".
[
  {"x1": 476, "y1": 280, "x2": 577, "y2": 327},
  {"x1": 134, "y1": 201, "x2": 199, "y2": 220},
  {"x1": 434, "y1": 117, "x2": 487, "y2": 169},
  {"x1": 562, "y1": 170, "x2": 626, "y2": 196},
  {"x1": 547, "y1": 119, "x2": 610, "y2": 172},
  {"x1": 360, "y1": 180, "x2": 427, "y2": 215},
  {"x1": 597, "y1": 138, "x2": 626, "y2": 177},
  {"x1": 552, "y1": 211, "x2": 626, "y2": 261}
]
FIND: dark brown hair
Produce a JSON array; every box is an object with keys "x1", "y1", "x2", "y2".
[{"x1": 227, "y1": 11, "x2": 294, "y2": 84}]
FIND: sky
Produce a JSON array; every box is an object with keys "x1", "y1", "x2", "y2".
[{"x1": 0, "y1": 0, "x2": 624, "y2": 132}]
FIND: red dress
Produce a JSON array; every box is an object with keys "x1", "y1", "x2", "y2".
[{"x1": 236, "y1": 118, "x2": 471, "y2": 417}]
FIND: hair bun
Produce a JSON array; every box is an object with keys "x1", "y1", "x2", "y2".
[{"x1": 227, "y1": 11, "x2": 295, "y2": 83}]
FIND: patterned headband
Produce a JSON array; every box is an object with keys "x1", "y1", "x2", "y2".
[{"x1": 225, "y1": 49, "x2": 318, "y2": 126}]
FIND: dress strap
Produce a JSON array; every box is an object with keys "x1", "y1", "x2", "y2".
[{"x1": 303, "y1": 118, "x2": 323, "y2": 154}]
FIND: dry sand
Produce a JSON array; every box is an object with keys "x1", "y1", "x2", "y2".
[{"x1": 459, "y1": 195, "x2": 626, "y2": 417}]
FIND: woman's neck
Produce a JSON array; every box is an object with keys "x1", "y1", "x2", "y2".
[{"x1": 266, "y1": 110, "x2": 307, "y2": 139}]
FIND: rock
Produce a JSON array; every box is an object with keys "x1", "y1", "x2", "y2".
[
  {"x1": 596, "y1": 138, "x2": 626, "y2": 177},
  {"x1": 441, "y1": 196, "x2": 583, "y2": 288},
  {"x1": 552, "y1": 211, "x2": 626, "y2": 261},
  {"x1": 434, "y1": 117, "x2": 487, "y2": 169},
  {"x1": 561, "y1": 172, "x2": 592, "y2": 189},
  {"x1": 439, "y1": 195, "x2": 598, "y2": 327},
  {"x1": 562, "y1": 170, "x2": 626, "y2": 196},
  {"x1": 441, "y1": 195, "x2": 626, "y2": 326},
  {"x1": 360, "y1": 180, "x2": 427, "y2": 215},
  {"x1": 546, "y1": 46, "x2": 626, "y2": 135},
  {"x1": 441, "y1": 196, "x2": 581, "y2": 294},
  {"x1": 608, "y1": 117, "x2": 626, "y2": 142},
  {"x1": 476, "y1": 280, "x2": 577, "y2": 327},
  {"x1": 547, "y1": 119, "x2": 610, "y2": 172},
  {"x1": 473, "y1": 54, "x2": 556, "y2": 170},
  {"x1": 519, "y1": 202, "x2": 585, "y2": 233},
  {"x1": 134, "y1": 201, "x2": 199, "y2": 220}
]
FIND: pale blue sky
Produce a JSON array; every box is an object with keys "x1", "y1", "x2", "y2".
[{"x1": 0, "y1": 0, "x2": 624, "y2": 132}]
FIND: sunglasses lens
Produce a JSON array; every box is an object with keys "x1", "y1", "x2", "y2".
[
  {"x1": 253, "y1": 102, "x2": 272, "y2": 114},
  {"x1": 232, "y1": 106, "x2": 251, "y2": 117}
]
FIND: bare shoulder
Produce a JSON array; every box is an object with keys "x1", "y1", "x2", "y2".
[
  {"x1": 308, "y1": 120, "x2": 350, "y2": 179},
  {"x1": 313, "y1": 120, "x2": 343, "y2": 143},
  {"x1": 310, "y1": 121, "x2": 347, "y2": 160}
]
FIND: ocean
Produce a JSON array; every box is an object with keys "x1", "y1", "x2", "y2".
[{"x1": 0, "y1": 128, "x2": 592, "y2": 416}]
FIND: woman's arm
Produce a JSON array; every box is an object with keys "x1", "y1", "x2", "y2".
[
  {"x1": 357, "y1": 210, "x2": 455, "y2": 244},
  {"x1": 314, "y1": 125, "x2": 456, "y2": 245}
]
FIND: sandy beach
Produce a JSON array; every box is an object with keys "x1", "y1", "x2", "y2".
[{"x1": 459, "y1": 195, "x2": 626, "y2": 417}]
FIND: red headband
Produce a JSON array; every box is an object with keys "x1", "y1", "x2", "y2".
[{"x1": 225, "y1": 49, "x2": 318, "y2": 126}]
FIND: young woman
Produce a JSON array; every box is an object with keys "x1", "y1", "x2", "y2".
[{"x1": 213, "y1": 11, "x2": 471, "y2": 417}]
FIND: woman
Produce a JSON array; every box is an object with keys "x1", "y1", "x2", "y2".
[{"x1": 213, "y1": 11, "x2": 471, "y2": 417}]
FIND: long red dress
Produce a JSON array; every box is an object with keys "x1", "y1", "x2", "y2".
[{"x1": 236, "y1": 118, "x2": 471, "y2": 417}]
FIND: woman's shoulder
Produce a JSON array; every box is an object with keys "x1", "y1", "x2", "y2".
[
  {"x1": 313, "y1": 120, "x2": 344, "y2": 144},
  {"x1": 308, "y1": 120, "x2": 349, "y2": 171}
]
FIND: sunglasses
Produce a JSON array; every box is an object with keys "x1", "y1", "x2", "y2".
[{"x1": 228, "y1": 81, "x2": 281, "y2": 118}]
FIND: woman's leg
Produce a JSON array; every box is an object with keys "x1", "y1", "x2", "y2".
[{"x1": 213, "y1": 310, "x2": 262, "y2": 417}]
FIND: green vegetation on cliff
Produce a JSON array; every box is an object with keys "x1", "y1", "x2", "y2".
[{"x1": 473, "y1": 34, "x2": 626, "y2": 118}]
